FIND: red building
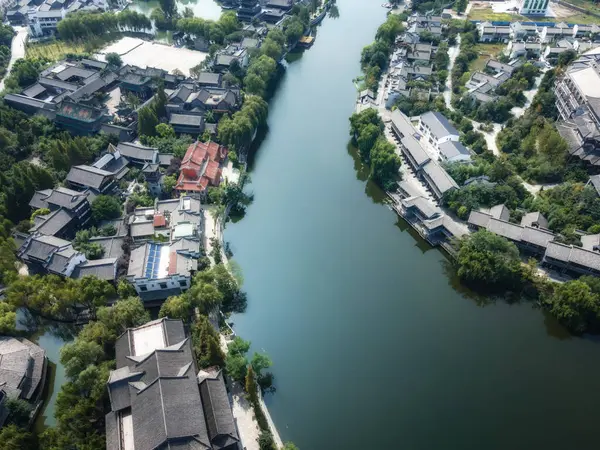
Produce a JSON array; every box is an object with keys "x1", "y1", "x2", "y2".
[{"x1": 175, "y1": 141, "x2": 228, "y2": 194}]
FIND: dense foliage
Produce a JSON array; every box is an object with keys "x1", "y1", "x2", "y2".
[
  {"x1": 349, "y1": 108, "x2": 402, "y2": 190},
  {"x1": 455, "y1": 230, "x2": 523, "y2": 291},
  {"x1": 360, "y1": 14, "x2": 404, "y2": 92},
  {"x1": 40, "y1": 297, "x2": 150, "y2": 449}
]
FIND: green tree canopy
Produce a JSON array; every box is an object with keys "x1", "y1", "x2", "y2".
[
  {"x1": 455, "y1": 230, "x2": 523, "y2": 291},
  {"x1": 544, "y1": 280, "x2": 600, "y2": 335},
  {"x1": 92, "y1": 195, "x2": 121, "y2": 222}
]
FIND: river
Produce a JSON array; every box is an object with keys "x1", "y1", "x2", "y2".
[{"x1": 222, "y1": 1, "x2": 600, "y2": 449}]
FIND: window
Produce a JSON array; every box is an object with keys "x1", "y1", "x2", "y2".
[
  {"x1": 159, "y1": 282, "x2": 167, "y2": 289},
  {"x1": 179, "y1": 280, "x2": 187, "y2": 287},
  {"x1": 139, "y1": 285, "x2": 148, "y2": 291}
]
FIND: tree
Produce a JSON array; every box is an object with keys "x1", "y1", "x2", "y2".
[
  {"x1": 244, "y1": 72, "x2": 267, "y2": 97},
  {"x1": 245, "y1": 364, "x2": 258, "y2": 403},
  {"x1": 356, "y1": 123, "x2": 381, "y2": 162},
  {"x1": 226, "y1": 353, "x2": 248, "y2": 383},
  {"x1": 455, "y1": 230, "x2": 523, "y2": 291},
  {"x1": 60, "y1": 340, "x2": 105, "y2": 379},
  {"x1": 187, "y1": 281, "x2": 224, "y2": 313},
  {"x1": 545, "y1": 280, "x2": 600, "y2": 334},
  {"x1": 158, "y1": 0, "x2": 177, "y2": 19},
  {"x1": 283, "y1": 443, "x2": 300, "y2": 450},
  {"x1": 0, "y1": 302, "x2": 16, "y2": 335},
  {"x1": 96, "y1": 296, "x2": 150, "y2": 340},
  {"x1": 0, "y1": 425, "x2": 36, "y2": 450},
  {"x1": 455, "y1": 0, "x2": 467, "y2": 13},
  {"x1": 92, "y1": 195, "x2": 121, "y2": 222},
  {"x1": 258, "y1": 431, "x2": 276, "y2": 450},
  {"x1": 5, "y1": 398, "x2": 32, "y2": 427},
  {"x1": 117, "y1": 278, "x2": 137, "y2": 298},
  {"x1": 77, "y1": 276, "x2": 116, "y2": 316},
  {"x1": 159, "y1": 295, "x2": 193, "y2": 321},
  {"x1": 154, "y1": 82, "x2": 168, "y2": 119},
  {"x1": 369, "y1": 138, "x2": 401, "y2": 190},
  {"x1": 138, "y1": 106, "x2": 159, "y2": 137},
  {"x1": 106, "y1": 52, "x2": 122, "y2": 67},
  {"x1": 162, "y1": 174, "x2": 177, "y2": 194},
  {"x1": 191, "y1": 315, "x2": 225, "y2": 368}
]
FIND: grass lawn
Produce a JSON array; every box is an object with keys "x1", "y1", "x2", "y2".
[
  {"x1": 468, "y1": 4, "x2": 599, "y2": 25},
  {"x1": 467, "y1": 6, "x2": 528, "y2": 22},
  {"x1": 26, "y1": 35, "x2": 118, "y2": 61},
  {"x1": 470, "y1": 43, "x2": 506, "y2": 71}
]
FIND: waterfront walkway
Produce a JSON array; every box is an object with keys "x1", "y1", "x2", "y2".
[{"x1": 0, "y1": 27, "x2": 28, "y2": 92}]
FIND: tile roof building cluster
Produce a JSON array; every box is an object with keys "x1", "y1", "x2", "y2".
[
  {"x1": 383, "y1": 36, "x2": 437, "y2": 102},
  {"x1": 127, "y1": 196, "x2": 204, "y2": 301},
  {"x1": 28, "y1": 186, "x2": 93, "y2": 239},
  {"x1": 175, "y1": 141, "x2": 228, "y2": 195},
  {"x1": 468, "y1": 206, "x2": 600, "y2": 276},
  {"x1": 0, "y1": 338, "x2": 47, "y2": 428},
  {"x1": 555, "y1": 50, "x2": 600, "y2": 166},
  {"x1": 105, "y1": 318, "x2": 240, "y2": 450},
  {"x1": 390, "y1": 110, "x2": 461, "y2": 200},
  {"x1": 465, "y1": 58, "x2": 523, "y2": 104}
]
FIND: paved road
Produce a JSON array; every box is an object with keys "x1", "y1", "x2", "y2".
[
  {"x1": 0, "y1": 26, "x2": 28, "y2": 92},
  {"x1": 443, "y1": 34, "x2": 461, "y2": 111}
]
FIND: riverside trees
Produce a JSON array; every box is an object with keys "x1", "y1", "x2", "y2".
[
  {"x1": 349, "y1": 109, "x2": 401, "y2": 190},
  {"x1": 455, "y1": 230, "x2": 523, "y2": 292}
]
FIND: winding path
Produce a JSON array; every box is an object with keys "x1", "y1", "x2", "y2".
[{"x1": 0, "y1": 26, "x2": 28, "y2": 92}]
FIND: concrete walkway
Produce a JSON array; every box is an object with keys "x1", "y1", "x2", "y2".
[
  {"x1": 0, "y1": 26, "x2": 28, "y2": 92},
  {"x1": 443, "y1": 34, "x2": 461, "y2": 111},
  {"x1": 230, "y1": 382, "x2": 261, "y2": 450}
]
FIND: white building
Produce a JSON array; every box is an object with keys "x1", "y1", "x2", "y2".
[
  {"x1": 417, "y1": 111, "x2": 460, "y2": 159},
  {"x1": 517, "y1": 0, "x2": 549, "y2": 15}
]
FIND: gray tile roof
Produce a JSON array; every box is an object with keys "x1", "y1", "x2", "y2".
[
  {"x1": 117, "y1": 142, "x2": 158, "y2": 163},
  {"x1": 438, "y1": 140, "x2": 471, "y2": 161},
  {"x1": 581, "y1": 233, "x2": 600, "y2": 251},
  {"x1": 157, "y1": 153, "x2": 174, "y2": 166},
  {"x1": 20, "y1": 234, "x2": 72, "y2": 262},
  {"x1": 401, "y1": 135, "x2": 430, "y2": 167},
  {"x1": 0, "y1": 337, "x2": 46, "y2": 401},
  {"x1": 66, "y1": 165, "x2": 112, "y2": 190},
  {"x1": 72, "y1": 258, "x2": 117, "y2": 280},
  {"x1": 130, "y1": 220, "x2": 155, "y2": 238},
  {"x1": 89, "y1": 236, "x2": 126, "y2": 259},
  {"x1": 487, "y1": 218, "x2": 523, "y2": 241},
  {"x1": 43, "y1": 187, "x2": 89, "y2": 210},
  {"x1": 38, "y1": 76, "x2": 79, "y2": 91},
  {"x1": 521, "y1": 226, "x2": 555, "y2": 248},
  {"x1": 421, "y1": 160, "x2": 458, "y2": 195},
  {"x1": 30, "y1": 208, "x2": 74, "y2": 236},
  {"x1": 487, "y1": 204, "x2": 510, "y2": 221},
  {"x1": 545, "y1": 241, "x2": 572, "y2": 262},
  {"x1": 108, "y1": 320, "x2": 212, "y2": 450},
  {"x1": 22, "y1": 83, "x2": 46, "y2": 98},
  {"x1": 197, "y1": 72, "x2": 221, "y2": 86},
  {"x1": 420, "y1": 111, "x2": 459, "y2": 140},
  {"x1": 520, "y1": 211, "x2": 549, "y2": 229},
  {"x1": 588, "y1": 174, "x2": 600, "y2": 195},
  {"x1": 29, "y1": 189, "x2": 53, "y2": 210},
  {"x1": 199, "y1": 370, "x2": 239, "y2": 448},
  {"x1": 169, "y1": 113, "x2": 204, "y2": 127},
  {"x1": 4, "y1": 93, "x2": 49, "y2": 109},
  {"x1": 401, "y1": 196, "x2": 441, "y2": 219}
]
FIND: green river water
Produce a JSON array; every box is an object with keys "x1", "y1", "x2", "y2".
[{"x1": 32, "y1": 0, "x2": 600, "y2": 446}]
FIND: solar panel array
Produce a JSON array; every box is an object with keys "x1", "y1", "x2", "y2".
[{"x1": 144, "y1": 243, "x2": 162, "y2": 279}]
